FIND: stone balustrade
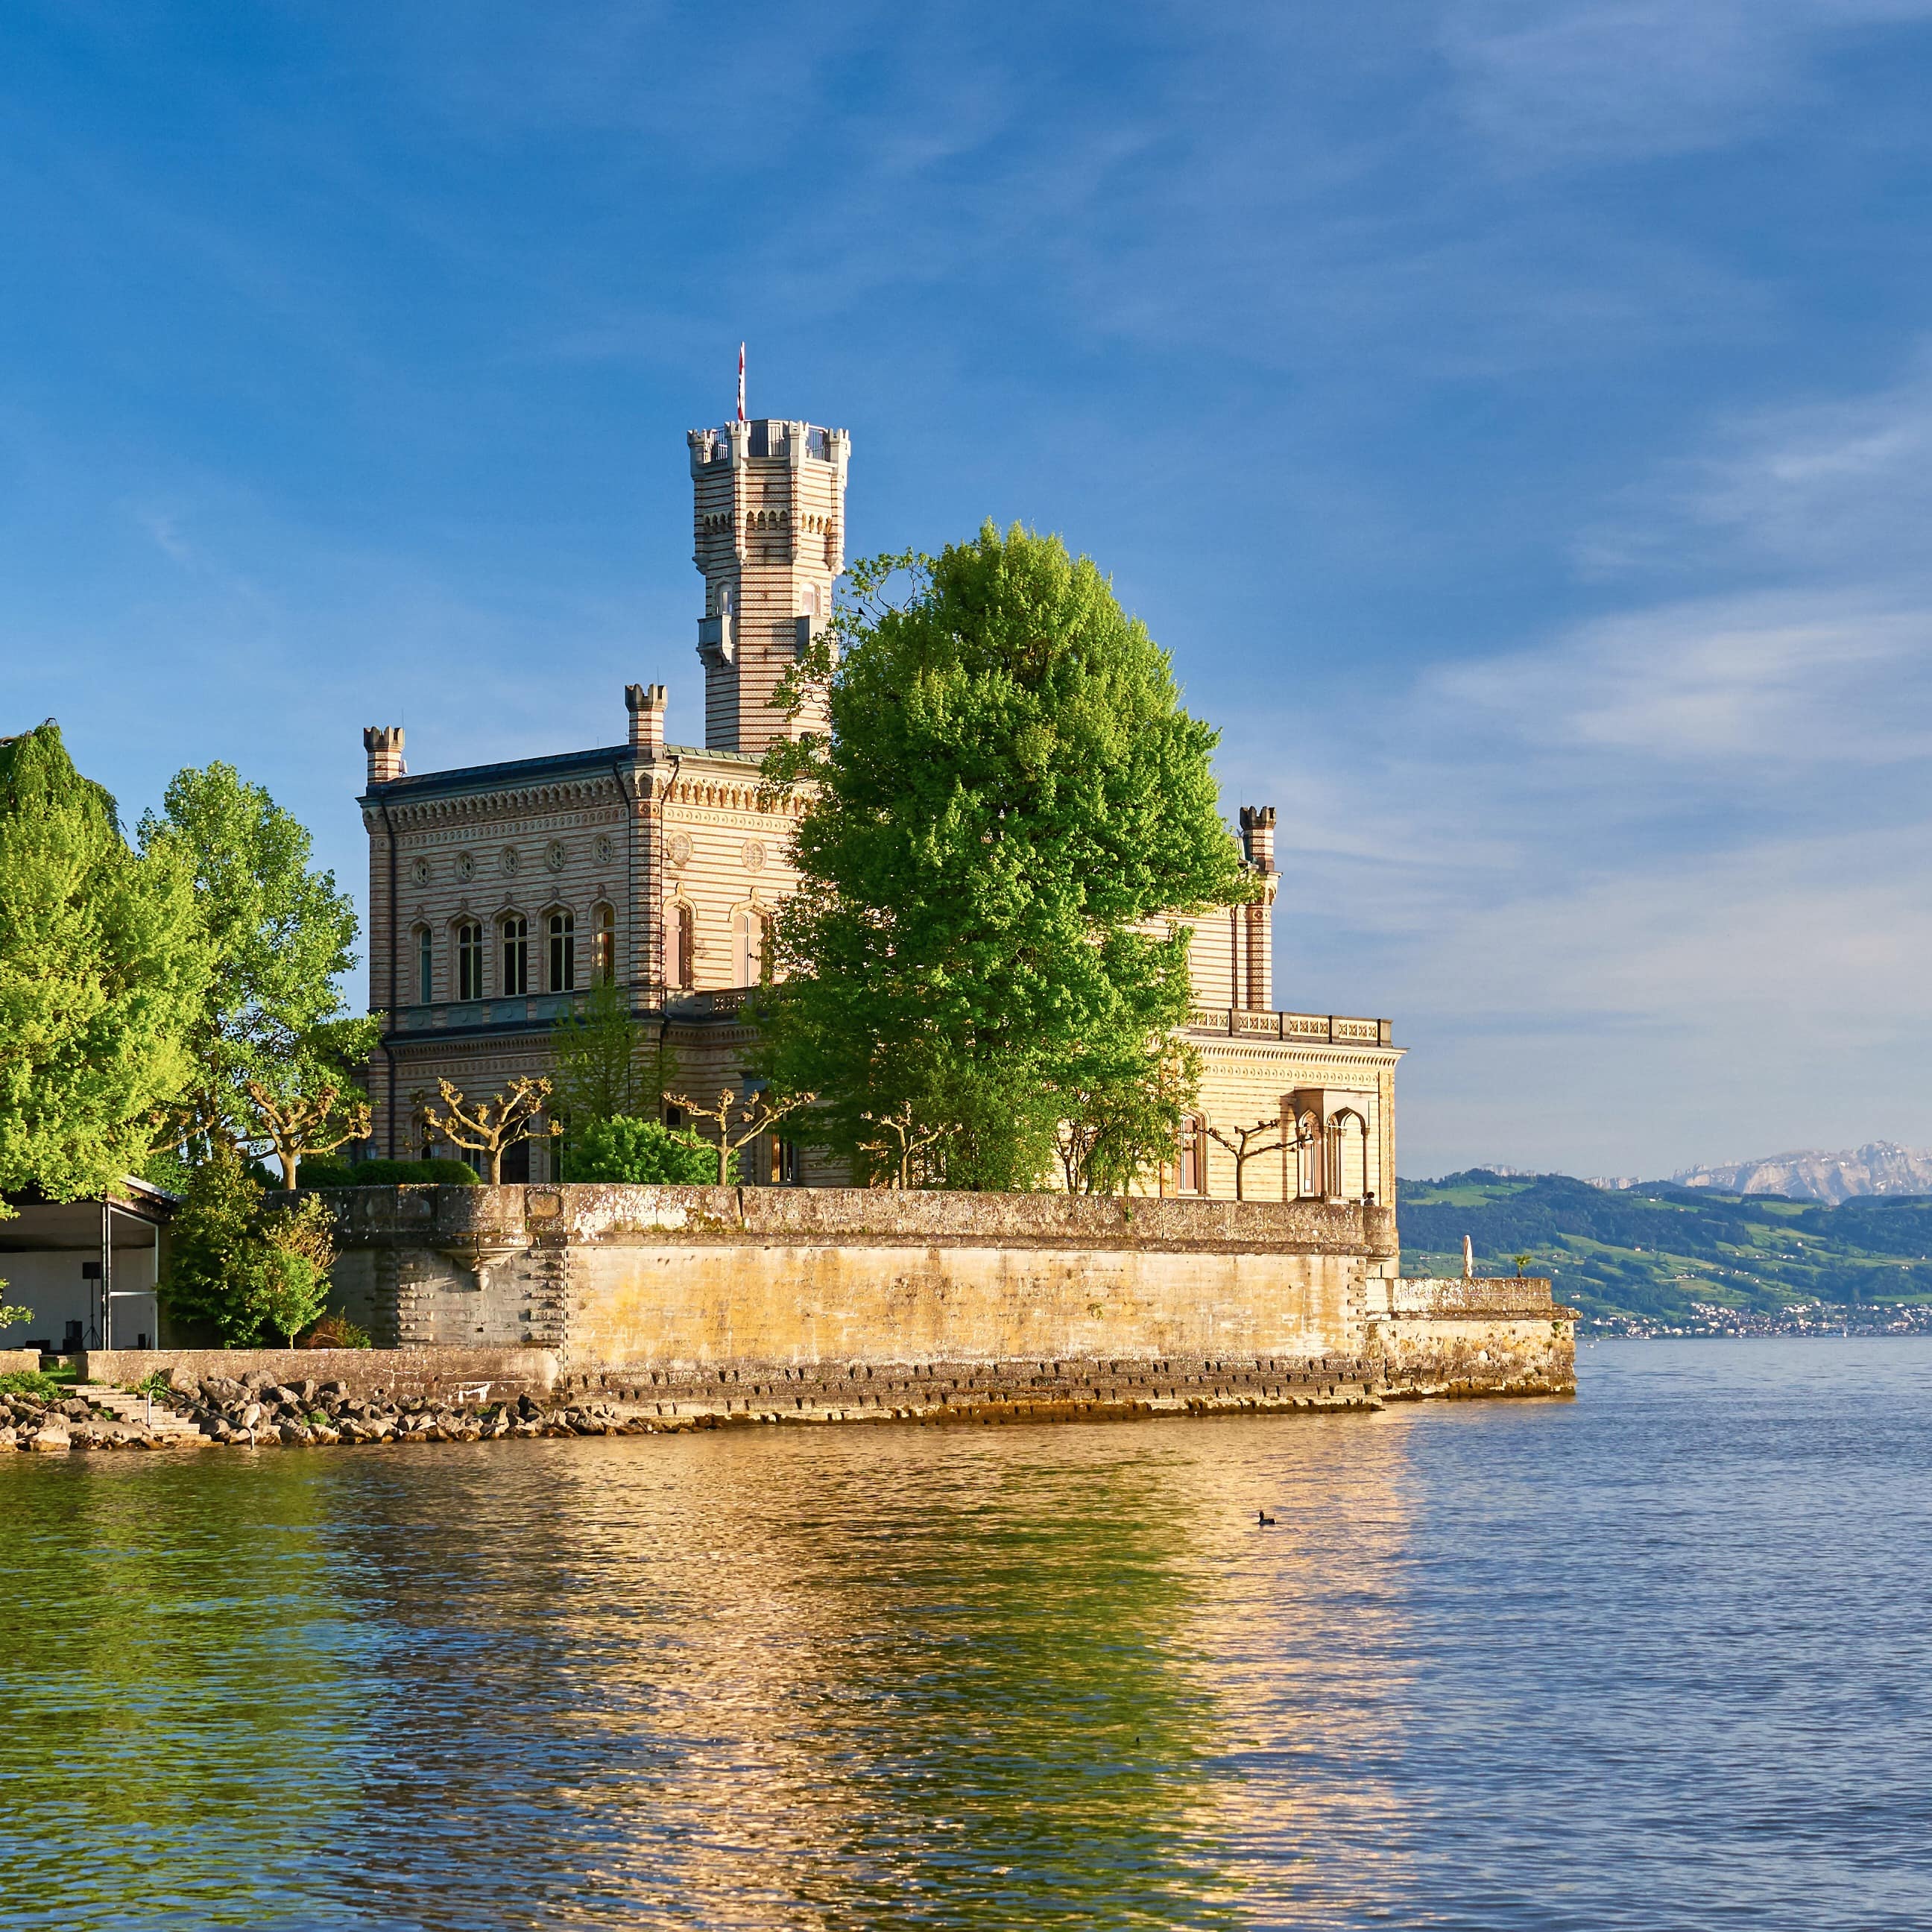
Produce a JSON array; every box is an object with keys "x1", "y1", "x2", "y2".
[{"x1": 1187, "y1": 1008, "x2": 1393, "y2": 1046}]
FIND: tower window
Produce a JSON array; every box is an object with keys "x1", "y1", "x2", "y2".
[
  {"x1": 592, "y1": 903, "x2": 615, "y2": 985},
  {"x1": 674, "y1": 903, "x2": 695, "y2": 988},
  {"x1": 416, "y1": 928, "x2": 432, "y2": 1006},
  {"x1": 456, "y1": 922, "x2": 484, "y2": 1002},
  {"x1": 733, "y1": 907, "x2": 768, "y2": 987},
  {"x1": 548, "y1": 912, "x2": 575, "y2": 992},
  {"x1": 501, "y1": 916, "x2": 529, "y2": 996}
]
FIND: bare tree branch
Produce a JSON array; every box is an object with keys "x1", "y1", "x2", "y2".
[
  {"x1": 665, "y1": 1086, "x2": 815, "y2": 1187},
  {"x1": 1200, "y1": 1115, "x2": 1288, "y2": 1202},
  {"x1": 856, "y1": 1100, "x2": 949, "y2": 1190},
  {"x1": 244, "y1": 1079, "x2": 373, "y2": 1191},
  {"x1": 421, "y1": 1076, "x2": 562, "y2": 1184}
]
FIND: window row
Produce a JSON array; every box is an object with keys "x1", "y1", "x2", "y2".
[
  {"x1": 415, "y1": 907, "x2": 616, "y2": 1003},
  {"x1": 412, "y1": 903, "x2": 772, "y2": 1003},
  {"x1": 666, "y1": 904, "x2": 769, "y2": 991},
  {"x1": 1169, "y1": 1111, "x2": 1374, "y2": 1202}
]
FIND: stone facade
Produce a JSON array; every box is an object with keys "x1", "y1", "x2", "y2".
[{"x1": 359, "y1": 412, "x2": 1403, "y2": 1201}]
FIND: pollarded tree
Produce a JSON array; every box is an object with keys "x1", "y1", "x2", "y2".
[
  {"x1": 139, "y1": 763, "x2": 364, "y2": 1157},
  {"x1": 0, "y1": 722, "x2": 211, "y2": 1204},
  {"x1": 758, "y1": 525, "x2": 1254, "y2": 1189},
  {"x1": 422, "y1": 1077, "x2": 563, "y2": 1184}
]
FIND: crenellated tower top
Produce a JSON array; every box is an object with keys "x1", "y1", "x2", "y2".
[{"x1": 687, "y1": 416, "x2": 850, "y2": 755}]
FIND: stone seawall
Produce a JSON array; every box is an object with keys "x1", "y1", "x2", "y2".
[
  {"x1": 296, "y1": 1185, "x2": 1573, "y2": 1407},
  {"x1": 314, "y1": 1184, "x2": 1394, "y2": 1370}
]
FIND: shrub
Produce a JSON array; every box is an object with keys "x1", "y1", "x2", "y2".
[
  {"x1": 303, "y1": 1308, "x2": 373, "y2": 1349},
  {"x1": 258, "y1": 1194, "x2": 337, "y2": 1346},
  {"x1": 259, "y1": 1250, "x2": 327, "y2": 1350},
  {"x1": 0, "y1": 1368, "x2": 62, "y2": 1401},
  {"x1": 561, "y1": 1115, "x2": 727, "y2": 1185},
  {"x1": 297, "y1": 1156, "x2": 478, "y2": 1187}
]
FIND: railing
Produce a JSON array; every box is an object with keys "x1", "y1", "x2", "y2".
[
  {"x1": 393, "y1": 994, "x2": 581, "y2": 1033},
  {"x1": 1186, "y1": 1008, "x2": 1392, "y2": 1046},
  {"x1": 392, "y1": 987, "x2": 763, "y2": 1032},
  {"x1": 666, "y1": 988, "x2": 751, "y2": 1020}
]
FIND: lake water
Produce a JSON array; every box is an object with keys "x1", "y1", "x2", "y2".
[{"x1": 4, "y1": 1339, "x2": 1929, "y2": 1931}]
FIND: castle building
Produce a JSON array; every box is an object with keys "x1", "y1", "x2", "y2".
[{"x1": 359, "y1": 414, "x2": 1401, "y2": 1199}]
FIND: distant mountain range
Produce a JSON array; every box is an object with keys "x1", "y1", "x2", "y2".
[
  {"x1": 1399, "y1": 1169, "x2": 1932, "y2": 1325},
  {"x1": 1667, "y1": 1143, "x2": 1932, "y2": 1205}
]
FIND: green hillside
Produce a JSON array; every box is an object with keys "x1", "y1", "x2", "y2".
[{"x1": 1398, "y1": 1171, "x2": 1932, "y2": 1327}]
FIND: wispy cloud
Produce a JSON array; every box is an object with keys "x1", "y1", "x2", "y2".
[
  {"x1": 1431, "y1": 593, "x2": 1932, "y2": 763},
  {"x1": 1236, "y1": 350, "x2": 1932, "y2": 1172},
  {"x1": 1439, "y1": 0, "x2": 1932, "y2": 165}
]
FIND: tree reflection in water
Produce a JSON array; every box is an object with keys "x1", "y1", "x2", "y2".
[{"x1": 1, "y1": 1416, "x2": 1421, "y2": 1929}]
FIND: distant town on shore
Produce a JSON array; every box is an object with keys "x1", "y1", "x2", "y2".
[{"x1": 1404, "y1": 1151, "x2": 1932, "y2": 1339}]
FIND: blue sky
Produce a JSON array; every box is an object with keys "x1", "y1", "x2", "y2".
[{"x1": 4, "y1": 1, "x2": 1931, "y2": 1179}]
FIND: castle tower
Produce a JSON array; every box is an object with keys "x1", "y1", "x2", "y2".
[{"x1": 688, "y1": 415, "x2": 850, "y2": 754}]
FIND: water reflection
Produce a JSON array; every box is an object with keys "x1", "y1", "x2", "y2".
[{"x1": 4, "y1": 1410, "x2": 1444, "y2": 1929}]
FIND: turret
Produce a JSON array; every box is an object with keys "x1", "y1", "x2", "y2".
[
  {"x1": 626, "y1": 682, "x2": 667, "y2": 754},
  {"x1": 688, "y1": 414, "x2": 850, "y2": 754},
  {"x1": 1240, "y1": 805, "x2": 1277, "y2": 874},
  {"x1": 364, "y1": 726, "x2": 405, "y2": 786}
]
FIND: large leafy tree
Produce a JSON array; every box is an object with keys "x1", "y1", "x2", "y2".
[
  {"x1": 759, "y1": 524, "x2": 1254, "y2": 1190},
  {"x1": 139, "y1": 764, "x2": 370, "y2": 1162},
  {"x1": 0, "y1": 723, "x2": 210, "y2": 1206}
]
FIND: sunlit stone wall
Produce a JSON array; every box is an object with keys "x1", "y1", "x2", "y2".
[{"x1": 299, "y1": 1184, "x2": 1565, "y2": 1400}]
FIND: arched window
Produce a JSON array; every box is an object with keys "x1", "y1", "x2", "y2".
[
  {"x1": 501, "y1": 915, "x2": 529, "y2": 997},
  {"x1": 548, "y1": 911, "x2": 575, "y2": 992},
  {"x1": 1332, "y1": 1111, "x2": 1368, "y2": 1202},
  {"x1": 1295, "y1": 1112, "x2": 1321, "y2": 1199},
  {"x1": 415, "y1": 926, "x2": 432, "y2": 1006},
  {"x1": 455, "y1": 922, "x2": 484, "y2": 1003},
  {"x1": 1176, "y1": 1116, "x2": 1206, "y2": 1195},
  {"x1": 592, "y1": 903, "x2": 615, "y2": 985},
  {"x1": 733, "y1": 907, "x2": 767, "y2": 986},
  {"x1": 675, "y1": 903, "x2": 695, "y2": 988}
]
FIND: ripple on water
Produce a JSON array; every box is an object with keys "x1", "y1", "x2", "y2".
[{"x1": 3, "y1": 1339, "x2": 1930, "y2": 1931}]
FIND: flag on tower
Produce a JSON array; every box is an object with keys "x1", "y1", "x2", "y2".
[{"x1": 736, "y1": 343, "x2": 746, "y2": 423}]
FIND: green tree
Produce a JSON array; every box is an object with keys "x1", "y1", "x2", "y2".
[
  {"x1": 158, "y1": 1146, "x2": 277, "y2": 1345},
  {"x1": 758, "y1": 527, "x2": 1254, "y2": 1189},
  {"x1": 550, "y1": 979, "x2": 677, "y2": 1130},
  {"x1": 0, "y1": 723, "x2": 211, "y2": 1206},
  {"x1": 139, "y1": 763, "x2": 363, "y2": 1156},
  {"x1": 561, "y1": 1115, "x2": 726, "y2": 1185},
  {"x1": 256, "y1": 1196, "x2": 337, "y2": 1345},
  {"x1": 159, "y1": 1146, "x2": 338, "y2": 1346}
]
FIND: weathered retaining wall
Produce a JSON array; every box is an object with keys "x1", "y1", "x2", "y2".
[
  {"x1": 301, "y1": 1185, "x2": 1573, "y2": 1410},
  {"x1": 0, "y1": 1348, "x2": 42, "y2": 1378},
  {"x1": 78, "y1": 1345, "x2": 558, "y2": 1402},
  {"x1": 315, "y1": 1184, "x2": 1392, "y2": 1364}
]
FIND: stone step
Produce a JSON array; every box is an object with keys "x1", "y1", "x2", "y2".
[{"x1": 73, "y1": 1386, "x2": 203, "y2": 1436}]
